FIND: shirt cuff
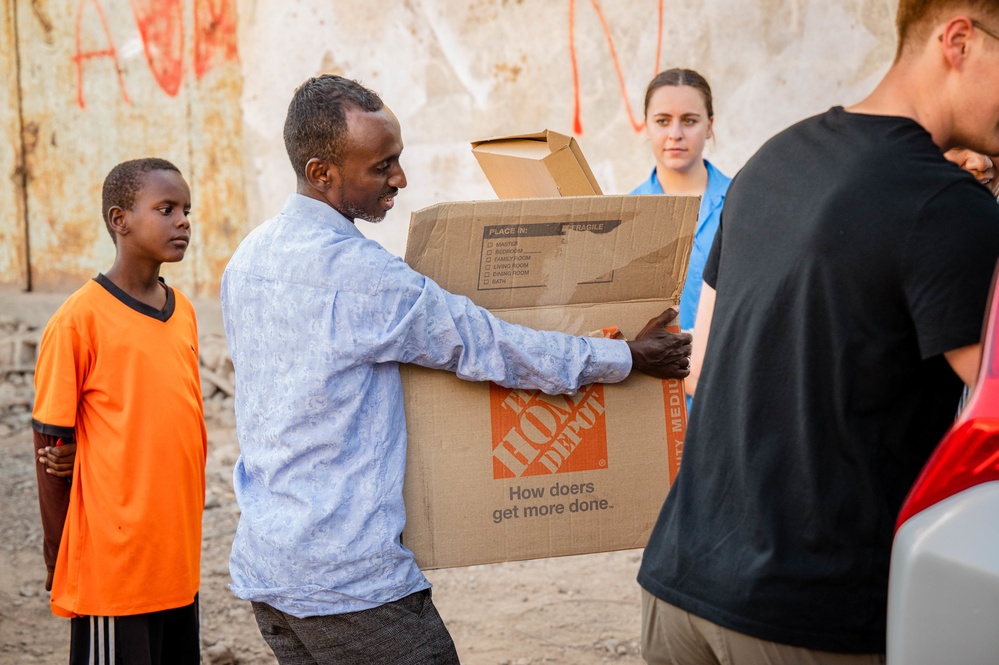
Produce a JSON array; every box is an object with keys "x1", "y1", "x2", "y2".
[
  {"x1": 584, "y1": 338, "x2": 632, "y2": 384},
  {"x1": 32, "y1": 419, "x2": 76, "y2": 439}
]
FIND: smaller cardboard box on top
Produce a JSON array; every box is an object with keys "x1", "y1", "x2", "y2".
[{"x1": 401, "y1": 129, "x2": 698, "y2": 570}]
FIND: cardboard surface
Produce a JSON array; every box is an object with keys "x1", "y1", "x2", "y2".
[
  {"x1": 404, "y1": 196, "x2": 693, "y2": 309},
  {"x1": 401, "y1": 194, "x2": 699, "y2": 569},
  {"x1": 471, "y1": 130, "x2": 603, "y2": 199}
]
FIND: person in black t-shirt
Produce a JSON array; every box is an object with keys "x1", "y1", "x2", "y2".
[{"x1": 638, "y1": 2, "x2": 999, "y2": 664}]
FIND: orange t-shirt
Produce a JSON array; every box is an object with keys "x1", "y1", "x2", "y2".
[{"x1": 32, "y1": 276, "x2": 207, "y2": 618}]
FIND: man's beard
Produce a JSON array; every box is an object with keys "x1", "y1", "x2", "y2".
[
  {"x1": 342, "y1": 201, "x2": 386, "y2": 224},
  {"x1": 338, "y1": 183, "x2": 396, "y2": 223}
]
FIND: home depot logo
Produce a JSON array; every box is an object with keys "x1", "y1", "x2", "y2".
[{"x1": 490, "y1": 384, "x2": 608, "y2": 479}]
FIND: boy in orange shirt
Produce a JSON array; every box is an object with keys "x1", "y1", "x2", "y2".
[{"x1": 32, "y1": 157, "x2": 207, "y2": 664}]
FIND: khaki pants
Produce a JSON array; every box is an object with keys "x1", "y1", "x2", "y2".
[{"x1": 641, "y1": 589, "x2": 885, "y2": 665}]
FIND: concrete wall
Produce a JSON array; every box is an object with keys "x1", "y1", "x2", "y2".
[
  {"x1": 0, "y1": 0, "x2": 27, "y2": 289},
  {"x1": 1, "y1": 0, "x2": 245, "y2": 296},
  {"x1": 1, "y1": 0, "x2": 898, "y2": 294},
  {"x1": 238, "y1": 0, "x2": 898, "y2": 257}
]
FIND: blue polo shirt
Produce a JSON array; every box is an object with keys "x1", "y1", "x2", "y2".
[{"x1": 631, "y1": 160, "x2": 731, "y2": 332}]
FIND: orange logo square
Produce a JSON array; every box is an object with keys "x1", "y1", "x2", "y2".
[{"x1": 489, "y1": 384, "x2": 608, "y2": 479}]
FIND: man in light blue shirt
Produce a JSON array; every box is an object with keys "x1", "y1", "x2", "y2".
[{"x1": 221, "y1": 75, "x2": 692, "y2": 664}]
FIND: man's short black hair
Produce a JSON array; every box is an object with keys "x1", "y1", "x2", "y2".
[
  {"x1": 101, "y1": 158, "x2": 181, "y2": 243},
  {"x1": 283, "y1": 75, "x2": 384, "y2": 180}
]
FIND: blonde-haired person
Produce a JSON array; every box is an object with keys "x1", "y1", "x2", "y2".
[
  {"x1": 632, "y1": 69, "x2": 731, "y2": 409},
  {"x1": 639, "y1": 1, "x2": 999, "y2": 663},
  {"x1": 946, "y1": 147, "x2": 998, "y2": 417}
]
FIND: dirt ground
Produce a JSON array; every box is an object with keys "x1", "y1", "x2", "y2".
[{"x1": 0, "y1": 423, "x2": 650, "y2": 665}]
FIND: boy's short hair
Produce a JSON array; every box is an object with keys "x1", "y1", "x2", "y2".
[
  {"x1": 283, "y1": 75, "x2": 384, "y2": 180},
  {"x1": 101, "y1": 158, "x2": 181, "y2": 243},
  {"x1": 897, "y1": 0, "x2": 999, "y2": 56}
]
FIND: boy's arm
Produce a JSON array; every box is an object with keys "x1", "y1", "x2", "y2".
[
  {"x1": 32, "y1": 315, "x2": 88, "y2": 591},
  {"x1": 33, "y1": 429, "x2": 73, "y2": 591},
  {"x1": 38, "y1": 438, "x2": 76, "y2": 477}
]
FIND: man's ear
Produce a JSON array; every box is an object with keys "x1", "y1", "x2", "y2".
[
  {"x1": 304, "y1": 158, "x2": 339, "y2": 194},
  {"x1": 108, "y1": 206, "x2": 128, "y2": 238},
  {"x1": 940, "y1": 16, "x2": 975, "y2": 70}
]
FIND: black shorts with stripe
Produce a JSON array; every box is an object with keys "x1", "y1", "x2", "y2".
[{"x1": 69, "y1": 596, "x2": 200, "y2": 665}]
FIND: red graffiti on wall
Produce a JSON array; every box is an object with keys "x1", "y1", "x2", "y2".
[
  {"x1": 74, "y1": 0, "x2": 240, "y2": 108},
  {"x1": 568, "y1": 0, "x2": 664, "y2": 134},
  {"x1": 73, "y1": 0, "x2": 131, "y2": 109},
  {"x1": 194, "y1": 0, "x2": 240, "y2": 79},
  {"x1": 130, "y1": 0, "x2": 185, "y2": 96}
]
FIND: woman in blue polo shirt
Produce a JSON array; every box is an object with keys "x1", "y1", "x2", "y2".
[
  {"x1": 633, "y1": 68, "x2": 730, "y2": 335},
  {"x1": 632, "y1": 68, "x2": 730, "y2": 406}
]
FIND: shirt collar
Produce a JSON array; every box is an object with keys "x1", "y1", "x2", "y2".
[
  {"x1": 281, "y1": 193, "x2": 365, "y2": 238},
  {"x1": 640, "y1": 160, "x2": 729, "y2": 206},
  {"x1": 93, "y1": 273, "x2": 175, "y2": 322},
  {"x1": 637, "y1": 167, "x2": 665, "y2": 195},
  {"x1": 702, "y1": 160, "x2": 729, "y2": 210}
]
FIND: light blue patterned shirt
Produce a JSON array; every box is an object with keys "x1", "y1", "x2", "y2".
[{"x1": 220, "y1": 194, "x2": 632, "y2": 618}]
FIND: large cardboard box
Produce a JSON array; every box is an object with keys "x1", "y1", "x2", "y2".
[
  {"x1": 401, "y1": 194, "x2": 699, "y2": 569},
  {"x1": 400, "y1": 132, "x2": 698, "y2": 569}
]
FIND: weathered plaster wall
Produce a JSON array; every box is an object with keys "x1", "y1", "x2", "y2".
[
  {"x1": 0, "y1": 0, "x2": 27, "y2": 289},
  {"x1": 1, "y1": 0, "x2": 245, "y2": 296},
  {"x1": 237, "y1": 0, "x2": 898, "y2": 257},
  {"x1": 1, "y1": 0, "x2": 898, "y2": 293}
]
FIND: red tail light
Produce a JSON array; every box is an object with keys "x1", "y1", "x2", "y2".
[
  {"x1": 895, "y1": 261, "x2": 999, "y2": 532},
  {"x1": 895, "y1": 419, "x2": 999, "y2": 530}
]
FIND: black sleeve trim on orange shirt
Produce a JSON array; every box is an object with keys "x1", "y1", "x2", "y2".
[{"x1": 32, "y1": 419, "x2": 76, "y2": 439}]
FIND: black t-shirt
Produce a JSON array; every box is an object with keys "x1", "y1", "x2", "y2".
[{"x1": 638, "y1": 107, "x2": 999, "y2": 653}]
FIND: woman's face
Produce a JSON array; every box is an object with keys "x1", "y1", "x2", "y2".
[{"x1": 644, "y1": 84, "x2": 713, "y2": 176}]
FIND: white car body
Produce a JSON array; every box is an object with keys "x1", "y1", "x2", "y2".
[{"x1": 887, "y1": 480, "x2": 999, "y2": 664}]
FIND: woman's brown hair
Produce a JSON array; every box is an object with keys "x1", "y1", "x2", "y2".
[{"x1": 643, "y1": 68, "x2": 714, "y2": 119}]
